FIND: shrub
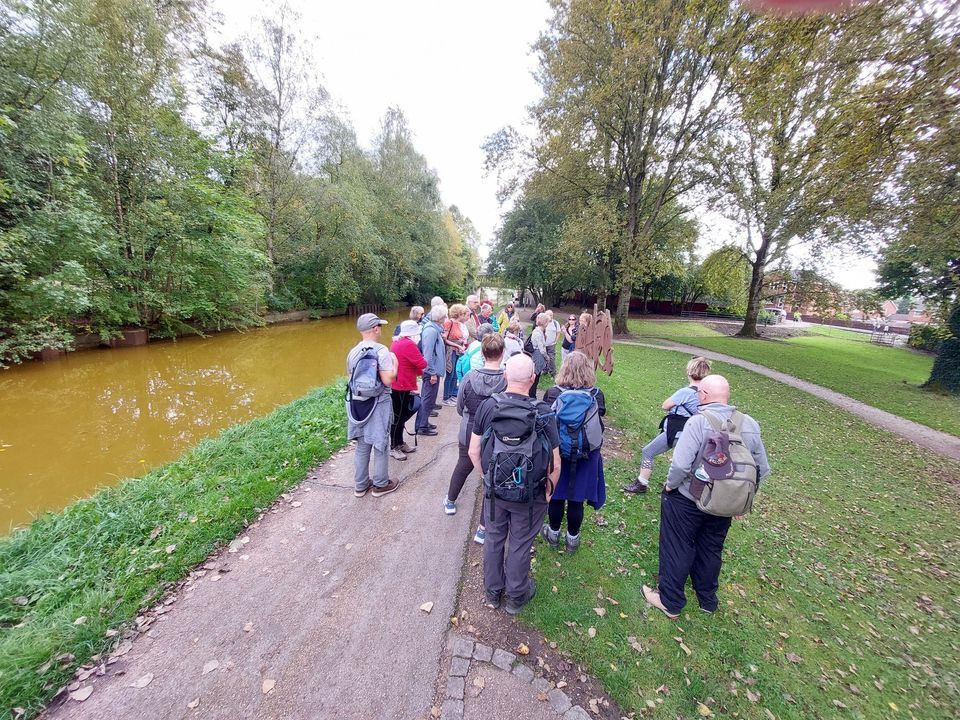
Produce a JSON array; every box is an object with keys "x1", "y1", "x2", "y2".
[{"x1": 907, "y1": 323, "x2": 949, "y2": 353}]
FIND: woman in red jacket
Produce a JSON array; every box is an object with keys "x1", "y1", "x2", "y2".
[{"x1": 390, "y1": 320, "x2": 428, "y2": 460}]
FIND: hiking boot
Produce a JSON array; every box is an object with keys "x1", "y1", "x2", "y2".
[
  {"x1": 433, "y1": 404, "x2": 442, "y2": 410},
  {"x1": 565, "y1": 532, "x2": 581, "y2": 554},
  {"x1": 419, "y1": 428, "x2": 438, "y2": 436},
  {"x1": 443, "y1": 498, "x2": 456, "y2": 515},
  {"x1": 371, "y1": 479, "x2": 400, "y2": 498},
  {"x1": 389, "y1": 448, "x2": 407, "y2": 461},
  {"x1": 505, "y1": 580, "x2": 537, "y2": 615},
  {"x1": 473, "y1": 526, "x2": 486, "y2": 545},
  {"x1": 623, "y1": 478, "x2": 649, "y2": 494},
  {"x1": 429, "y1": 410, "x2": 439, "y2": 418},
  {"x1": 400, "y1": 443, "x2": 417, "y2": 454},
  {"x1": 484, "y1": 589, "x2": 503, "y2": 609},
  {"x1": 540, "y1": 524, "x2": 560, "y2": 549},
  {"x1": 443, "y1": 398, "x2": 457, "y2": 406},
  {"x1": 354, "y1": 485, "x2": 371, "y2": 498}
]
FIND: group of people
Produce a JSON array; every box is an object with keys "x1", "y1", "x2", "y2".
[{"x1": 345, "y1": 296, "x2": 769, "y2": 619}]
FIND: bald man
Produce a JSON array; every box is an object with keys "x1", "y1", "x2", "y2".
[
  {"x1": 643, "y1": 374, "x2": 770, "y2": 619},
  {"x1": 469, "y1": 354, "x2": 561, "y2": 615}
]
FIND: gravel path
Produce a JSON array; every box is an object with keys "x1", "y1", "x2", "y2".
[{"x1": 618, "y1": 339, "x2": 960, "y2": 462}]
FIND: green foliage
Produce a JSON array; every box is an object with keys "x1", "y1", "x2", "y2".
[
  {"x1": 487, "y1": 197, "x2": 565, "y2": 305},
  {"x1": 907, "y1": 323, "x2": 949, "y2": 353},
  {"x1": 0, "y1": 383, "x2": 347, "y2": 716},
  {"x1": 525, "y1": 344, "x2": 960, "y2": 719}
]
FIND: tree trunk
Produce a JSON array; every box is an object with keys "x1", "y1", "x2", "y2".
[
  {"x1": 737, "y1": 239, "x2": 769, "y2": 337},
  {"x1": 614, "y1": 283, "x2": 632, "y2": 334}
]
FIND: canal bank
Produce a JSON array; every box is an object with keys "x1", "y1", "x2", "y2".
[
  {"x1": 0, "y1": 309, "x2": 409, "y2": 532},
  {"x1": 0, "y1": 382, "x2": 353, "y2": 716}
]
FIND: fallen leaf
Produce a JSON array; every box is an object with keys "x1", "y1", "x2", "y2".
[
  {"x1": 291, "y1": 501, "x2": 302, "y2": 507},
  {"x1": 746, "y1": 689, "x2": 760, "y2": 703},
  {"x1": 187, "y1": 698, "x2": 200, "y2": 709},
  {"x1": 112, "y1": 641, "x2": 133, "y2": 657},
  {"x1": 587, "y1": 627, "x2": 597, "y2": 638},
  {"x1": 536, "y1": 692, "x2": 548, "y2": 701},
  {"x1": 678, "y1": 641, "x2": 692, "y2": 656},
  {"x1": 73, "y1": 616, "x2": 87, "y2": 626},
  {"x1": 13, "y1": 596, "x2": 29, "y2": 606},
  {"x1": 243, "y1": 622, "x2": 254, "y2": 633},
  {"x1": 261, "y1": 679, "x2": 276, "y2": 694},
  {"x1": 552, "y1": 585, "x2": 558, "y2": 593},
  {"x1": 517, "y1": 643, "x2": 529, "y2": 655},
  {"x1": 419, "y1": 602, "x2": 434, "y2": 614},
  {"x1": 104, "y1": 629, "x2": 118, "y2": 638},
  {"x1": 165, "y1": 544, "x2": 176, "y2": 555},
  {"x1": 593, "y1": 607, "x2": 606, "y2": 617},
  {"x1": 130, "y1": 673, "x2": 153, "y2": 689},
  {"x1": 431, "y1": 706, "x2": 441, "y2": 719},
  {"x1": 70, "y1": 686, "x2": 94, "y2": 702},
  {"x1": 473, "y1": 676, "x2": 486, "y2": 689},
  {"x1": 557, "y1": 681, "x2": 567, "y2": 688},
  {"x1": 697, "y1": 702, "x2": 714, "y2": 717},
  {"x1": 202, "y1": 660, "x2": 219, "y2": 675},
  {"x1": 785, "y1": 652, "x2": 802, "y2": 664}
]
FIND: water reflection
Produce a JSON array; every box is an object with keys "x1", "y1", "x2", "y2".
[{"x1": 0, "y1": 311, "x2": 406, "y2": 533}]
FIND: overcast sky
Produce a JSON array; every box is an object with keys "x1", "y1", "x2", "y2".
[{"x1": 210, "y1": 0, "x2": 877, "y2": 290}]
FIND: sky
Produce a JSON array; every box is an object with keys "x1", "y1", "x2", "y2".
[{"x1": 209, "y1": 0, "x2": 878, "y2": 290}]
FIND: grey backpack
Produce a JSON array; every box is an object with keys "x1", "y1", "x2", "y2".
[{"x1": 689, "y1": 411, "x2": 758, "y2": 517}]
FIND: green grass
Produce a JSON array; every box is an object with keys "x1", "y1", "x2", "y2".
[
  {"x1": 0, "y1": 384, "x2": 348, "y2": 717},
  {"x1": 626, "y1": 319, "x2": 960, "y2": 437},
  {"x1": 525, "y1": 344, "x2": 960, "y2": 720}
]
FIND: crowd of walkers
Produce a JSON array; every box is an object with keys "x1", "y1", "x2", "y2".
[{"x1": 345, "y1": 294, "x2": 769, "y2": 618}]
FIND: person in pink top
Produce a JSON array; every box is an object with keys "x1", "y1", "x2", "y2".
[{"x1": 390, "y1": 320, "x2": 428, "y2": 460}]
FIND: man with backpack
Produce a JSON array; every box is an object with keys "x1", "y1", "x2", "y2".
[
  {"x1": 643, "y1": 374, "x2": 770, "y2": 618},
  {"x1": 346, "y1": 313, "x2": 400, "y2": 498},
  {"x1": 469, "y1": 354, "x2": 561, "y2": 615}
]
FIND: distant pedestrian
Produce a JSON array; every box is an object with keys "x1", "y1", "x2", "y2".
[
  {"x1": 390, "y1": 321, "x2": 427, "y2": 460},
  {"x1": 465, "y1": 294, "x2": 482, "y2": 341},
  {"x1": 497, "y1": 303, "x2": 519, "y2": 335},
  {"x1": 480, "y1": 302, "x2": 499, "y2": 332},
  {"x1": 442, "y1": 303, "x2": 469, "y2": 406},
  {"x1": 502, "y1": 320, "x2": 523, "y2": 365},
  {"x1": 346, "y1": 313, "x2": 400, "y2": 498},
  {"x1": 793, "y1": 310, "x2": 802, "y2": 322},
  {"x1": 642, "y1": 374, "x2": 770, "y2": 618},
  {"x1": 541, "y1": 351, "x2": 606, "y2": 554},
  {"x1": 529, "y1": 314, "x2": 550, "y2": 398},
  {"x1": 623, "y1": 357, "x2": 712, "y2": 495},
  {"x1": 560, "y1": 312, "x2": 579, "y2": 364},
  {"x1": 470, "y1": 354, "x2": 561, "y2": 614},
  {"x1": 416, "y1": 305, "x2": 447, "y2": 437},
  {"x1": 544, "y1": 310, "x2": 561, "y2": 374},
  {"x1": 445, "y1": 333, "x2": 508, "y2": 547}
]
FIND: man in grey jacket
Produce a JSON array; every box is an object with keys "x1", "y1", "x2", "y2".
[
  {"x1": 416, "y1": 304, "x2": 447, "y2": 436},
  {"x1": 643, "y1": 374, "x2": 770, "y2": 618}
]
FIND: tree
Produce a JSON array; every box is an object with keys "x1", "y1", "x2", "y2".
[
  {"x1": 702, "y1": 3, "x2": 901, "y2": 337},
  {"x1": 523, "y1": 0, "x2": 751, "y2": 333}
]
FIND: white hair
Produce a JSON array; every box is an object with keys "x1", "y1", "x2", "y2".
[
  {"x1": 431, "y1": 304, "x2": 449, "y2": 322},
  {"x1": 430, "y1": 296, "x2": 444, "y2": 307}
]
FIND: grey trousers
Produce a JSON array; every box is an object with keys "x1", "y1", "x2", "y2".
[
  {"x1": 546, "y1": 345, "x2": 557, "y2": 375},
  {"x1": 416, "y1": 376, "x2": 440, "y2": 431},
  {"x1": 483, "y1": 497, "x2": 548, "y2": 601},
  {"x1": 641, "y1": 431, "x2": 672, "y2": 472},
  {"x1": 354, "y1": 440, "x2": 389, "y2": 490}
]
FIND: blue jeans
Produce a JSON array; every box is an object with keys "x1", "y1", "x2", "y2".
[{"x1": 443, "y1": 352, "x2": 461, "y2": 400}]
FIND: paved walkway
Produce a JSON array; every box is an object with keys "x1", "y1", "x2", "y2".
[
  {"x1": 618, "y1": 339, "x2": 960, "y2": 462},
  {"x1": 44, "y1": 405, "x2": 593, "y2": 720}
]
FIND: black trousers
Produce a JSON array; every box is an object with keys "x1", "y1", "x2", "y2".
[
  {"x1": 547, "y1": 499, "x2": 584, "y2": 535},
  {"x1": 447, "y1": 443, "x2": 474, "y2": 502},
  {"x1": 390, "y1": 390, "x2": 415, "y2": 448},
  {"x1": 657, "y1": 490, "x2": 731, "y2": 614}
]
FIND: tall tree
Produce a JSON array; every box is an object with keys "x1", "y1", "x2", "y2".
[{"x1": 520, "y1": 0, "x2": 751, "y2": 332}]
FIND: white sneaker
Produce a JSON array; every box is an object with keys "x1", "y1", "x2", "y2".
[
  {"x1": 443, "y1": 398, "x2": 457, "y2": 406},
  {"x1": 389, "y1": 448, "x2": 407, "y2": 461},
  {"x1": 443, "y1": 498, "x2": 456, "y2": 515}
]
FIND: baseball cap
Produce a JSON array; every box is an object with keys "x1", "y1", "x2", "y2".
[
  {"x1": 357, "y1": 313, "x2": 388, "y2": 331},
  {"x1": 397, "y1": 320, "x2": 421, "y2": 338},
  {"x1": 701, "y1": 431, "x2": 734, "y2": 480}
]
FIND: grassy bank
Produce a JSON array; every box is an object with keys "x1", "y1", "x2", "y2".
[
  {"x1": 0, "y1": 384, "x2": 347, "y2": 716},
  {"x1": 627, "y1": 319, "x2": 960, "y2": 437},
  {"x1": 526, "y1": 344, "x2": 960, "y2": 719}
]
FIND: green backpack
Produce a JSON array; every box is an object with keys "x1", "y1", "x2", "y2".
[{"x1": 689, "y1": 411, "x2": 759, "y2": 517}]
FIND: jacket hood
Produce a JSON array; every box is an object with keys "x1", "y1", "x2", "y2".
[{"x1": 468, "y1": 368, "x2": 505, "y2": 395}]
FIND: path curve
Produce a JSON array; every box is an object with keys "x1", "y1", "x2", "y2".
[{"x1": 617, "y1": 339, "x2": 960, "y2": 462}]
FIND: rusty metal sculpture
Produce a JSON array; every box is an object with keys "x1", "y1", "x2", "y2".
[{"x1": 575, "y1": 304, "x2": 614, "y2": 375}]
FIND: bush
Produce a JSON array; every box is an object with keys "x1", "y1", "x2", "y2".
[{"x1": 907, "y1": 323, "x2": 949, "y2": 353}]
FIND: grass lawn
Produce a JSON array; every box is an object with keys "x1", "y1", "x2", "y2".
[
  {"x1": 626, "y1": 319, "x2": 960, "y2": 438},
  {"x1": 525, "y1": 344, "x2": 960, "y2": 720},
  {"x1": 0, "y1": 384, "x2": 348, "y2": 717}
]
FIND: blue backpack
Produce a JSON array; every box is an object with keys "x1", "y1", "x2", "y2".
[
  {"x1": 551, "y1": 387, "x2": 603, "y2": 462},
  {"x1": 457, "y1": 343, "x2": 482, "y2": 381}
]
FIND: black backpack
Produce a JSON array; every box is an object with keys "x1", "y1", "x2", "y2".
[
  {"x1": 480, "y1": 393, "x2": 554, "y2": 522},
  {"x1": 523, "y1": 332, "x2": 535, "y2": 355}
]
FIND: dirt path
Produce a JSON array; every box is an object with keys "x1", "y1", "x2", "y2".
[
  {"x1": 44, "y1": 408, "x2": 473, "y2": 720},
  {"x1": 617, "y1": 339, "x2": 960, "y2": 462}
]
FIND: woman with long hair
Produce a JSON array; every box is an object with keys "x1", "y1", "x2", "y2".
[{"x1": 541, "y1": 351, "x2": 606, "y2": 554}]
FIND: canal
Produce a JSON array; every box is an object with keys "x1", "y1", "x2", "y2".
[{"x1": 0, "y1": 310, "x2": 408, "y2": 533}]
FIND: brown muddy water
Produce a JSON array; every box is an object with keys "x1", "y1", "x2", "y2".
[{"x1": 0, "y1": 310, "x2": 407, "y2": 533}]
